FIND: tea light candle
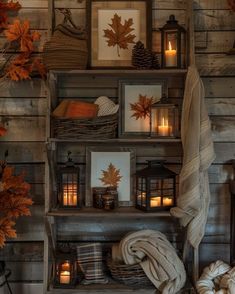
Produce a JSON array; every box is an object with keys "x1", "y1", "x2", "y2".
[
  {"x1": 165, "y1": 41, "x2": 177, "y2": 67},
  {"x1": 60, "y1": 271, "x2": 70, "y2": 284},
  {"x1": 163, "y1": 197, "x2": 173, "y2": 206},
  {"x1": 150, "y1": 197, "x2": 161, "y2": 207},
  {"x1": 158, "y1": 118, "x2": 172, "y2": 136}
]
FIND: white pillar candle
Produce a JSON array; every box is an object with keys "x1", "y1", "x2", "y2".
[{"x1": 165, "y1": 41, "x2": 177, "y2": 67}]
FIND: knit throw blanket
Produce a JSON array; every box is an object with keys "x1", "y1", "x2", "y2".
[
  {"x1": 116, "y1": 230, "x2": 186, "y2": 294},
  {"x1": 170, "y1": 66, "x2": 216, "y2": 248}
]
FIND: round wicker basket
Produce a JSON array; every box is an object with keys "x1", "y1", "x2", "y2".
[{"x1": 107, "y1": 259, "x2": 153, "y2": 288}]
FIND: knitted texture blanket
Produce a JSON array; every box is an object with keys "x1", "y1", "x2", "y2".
[
  {"x1": 117, "y1": 230, "x2": 186, "y2": 294},
  {"x1": 196, "y1": 260, "x2": 235, "y2": 293},
  {"x1": 170, "y1": 66, "x2": 215, "y2": 248}
]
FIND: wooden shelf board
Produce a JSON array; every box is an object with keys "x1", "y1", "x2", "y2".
[
  {"x1": 47, "y1": 207, "x2": 172, "y2": 218},
  {"x1": 50, "y1": 69, "x2": 187, "y2": 76},
  {"x1": 48, "y1": 138, "x2": 181, "y2": 144},
  {"x1": 47, "y1": 279, "x2": 195, "y2": 294},
  {"x1": 47, "y1": 283, "x2": 156, "y2": 294}
]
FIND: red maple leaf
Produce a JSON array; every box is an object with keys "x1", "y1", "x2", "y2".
[{"x1": 0, "y1": 1, "x2": 21, "y2": 29}]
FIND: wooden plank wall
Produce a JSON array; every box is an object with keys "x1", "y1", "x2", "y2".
[{"x1": 0, "y1": 0, "x2": 234, "y2": 286}]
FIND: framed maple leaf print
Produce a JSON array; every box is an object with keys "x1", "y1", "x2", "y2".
[
  {"x1": 119, "y1": 79, "x2": 167, "y2": 137},
  {"x1": 86, "y1": 147, "x2": 136, "y2": 207},
  {"x1": 87, "y1": 0, "x2": 152, "y2": 67}
]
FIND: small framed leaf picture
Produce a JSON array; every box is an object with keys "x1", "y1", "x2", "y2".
[
  {"x1": 119, "y1": 79, "x2": 167, "y2": 137},
  {"x1": 87, "y1": 0, "x2": 152, "y2": 67},
  {"x1": 86, "y1": 147, "x2": 136, "y2": 207}
]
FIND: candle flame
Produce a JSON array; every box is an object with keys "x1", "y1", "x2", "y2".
[
  {"x1": 162, "y1": 117, "x2": 168, "y2": 126},
  {"x1": 168, "y1": 41, "x2": 172, "y2": 51}
]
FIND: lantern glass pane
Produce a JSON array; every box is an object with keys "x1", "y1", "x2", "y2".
[
  {"x1": 151, "y1": 106, "x2": 179, "y2": 137},
  {"x1": 137, "y1": 177, "x2": 147, "y2": 207},
  {"x1": 62, "y1": 173, "x2": 78, "y2": 206}
]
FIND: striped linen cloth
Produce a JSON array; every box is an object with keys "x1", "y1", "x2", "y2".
[{"x1": 77, "y1": 243, "x2": 109, "y2": 284}]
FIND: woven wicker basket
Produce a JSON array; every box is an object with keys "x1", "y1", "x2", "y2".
[
  {"x1": 52, "y1": 113, "x2": 118, "y2": 140},
  {"x1": 107, "y1": 259, "x2": 153, "y2": 287}
]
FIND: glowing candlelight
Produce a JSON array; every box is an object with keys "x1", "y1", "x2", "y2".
[
  {"x1": 150, "y1": 197, "x2": 161, "y2": 207},
  {"x1": 63, "y1": 184, "x2": 78, "y2": 206},
  {"x1": 61, "y1": 261, "x2": 70, "y2": 271},
  {"x1": 163, "y1": 197, "x2": 173, "y2": 206},
  {"x1": 165, "y1": 41, "x2": 177, "y2": 67},
  {"x1": 158, "y1": 117, "x2": 172, "y2": 136},
  {"x1": 60, "y1": 271, "x2": 70, "y2": 284}
]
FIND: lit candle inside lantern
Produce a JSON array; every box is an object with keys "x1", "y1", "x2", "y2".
[
  {"x1": 63, "y1": 184, "x2": 78, "y2": 206},
  {"x1": 158, "y1": 117, "x2": 172, "y2": 136},
  {"x1": 163, "y1": 197, "x2": 173, "y2": 206},
  {"x1": 150, "y1": 197, "x2": 161, "y2": 207},
  {"x1": 165, "y1": 41, "x2": 177, "y2": 67},
  {"x1": 60, "y1": 271, "x2": 70, "y2": 284}
]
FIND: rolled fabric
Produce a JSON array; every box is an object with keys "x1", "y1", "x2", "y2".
[
  {"x1": 196, "y1": 260, "x2": 231, "y2": 294},
  {"x1": 120, "y1": 230, "x2": 186, "y2": 294}
]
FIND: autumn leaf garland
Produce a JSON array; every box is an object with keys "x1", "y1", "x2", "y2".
[
  {"x1": 0, "y1": 1, "x2": 46, "y2": 81},
  {"x1": 103, "y1": 13, "x2": 136, "y2": 57},
  {"x1": 0, "y1": 162, "x2": 33, "y2": 248}
]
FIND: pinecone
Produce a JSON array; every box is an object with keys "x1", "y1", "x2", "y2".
[
  {"x1": 151, "y1": 52, "x2": 160, "y2": 69},
  {"x1": 132, "y1": 41, "x2": 152, "y2": 69}
]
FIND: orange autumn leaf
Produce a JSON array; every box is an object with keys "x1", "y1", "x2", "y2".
[
  {"x1": 0, "y1": 126, "x2": 7, "y2": 137},
  {"x1": 30, "y1": 57, "x2": 47, "y2": 79},
  {"x1": 130, "y1": 94, "x2": 154, "y2": 120},
  {"x1": 99, "y1": 163, "x2": 122, "y2": 188},
  {"x1": 0, "y1": 164, "x2": 32, "y2": 247},
  {"x1": 5, "y1": 19, "x2": 41, "y2": 52},
  {"x1": 0, "y1": 0, "x2": 21, "y2": 29},
  {"x1": 103, "y1": 13, "x2": 136, "y2": 57},
  {"x1": 0, "y1": 218, "x2": 16, "y2": 248},
  {"x1": 5, "y1": 54, "x2": 31, "y2": 81}
]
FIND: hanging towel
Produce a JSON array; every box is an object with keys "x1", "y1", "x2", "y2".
[
  {"x1": 119, "y1": 230, "x2": 186, "y2": 294},
  {"x1": 170, "y1": 65, "x2": 216, "y2": 248}
]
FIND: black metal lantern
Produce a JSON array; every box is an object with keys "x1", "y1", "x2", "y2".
[
  {"x1": 136, "y1": 160, "x2": 176, "y2": 212},
  {"x1": 150, "y1": 97, "x2": 179, "y2": 138},
  {"x1": 53, "y1": 252, "x2": 77, "y2": 288},
  {"x1": 160, "y1": 15, "x2": 186, "y2": 69},
  {"x1": 58, "y1": 152, "x2": 81, "y2": 209}
]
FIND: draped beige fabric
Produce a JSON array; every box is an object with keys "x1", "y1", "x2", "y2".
[{"x1": 170, "y1": 66, "x2": 216, "y2": 248}]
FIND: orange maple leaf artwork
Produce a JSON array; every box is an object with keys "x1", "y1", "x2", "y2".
[
  {"x1": 99, "y1": 163, "x2": 122, "y2": 188},
  {"x1": 5, "y1": 19, "x2": 41, "y2": 52},
  {"x1": 0, "y1": 0, "x2": 21, "y2": 29},
  {"x1": 103, "y1": 13, "x2": 136, "y2": 57},
  {"x1": 130, "y1": 94, "x2": 154, "y2": 120}
]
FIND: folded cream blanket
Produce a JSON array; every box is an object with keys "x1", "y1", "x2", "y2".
[{"x1": 117, "y1": 230, "x2": 186, "y2": 294}]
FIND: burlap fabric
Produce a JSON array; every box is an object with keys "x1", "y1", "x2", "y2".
[{"x1": 43, "y1": 24, "x2": 88, "y2": 70}]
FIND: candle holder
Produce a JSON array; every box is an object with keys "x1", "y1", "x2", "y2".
[
  {"x1": 57, "y1": 151, "x2": 81, "y2": 209},
  {"x1": 135, "y1": 160, "x2": 176, "y2": 212},
  {"x1": 53, "y1": 251, "x2": 78, "y2": 288},
  {"x1": 160, "y1": 15, "x2": 186, "y2": 69},
  {"x1": 150, "y1": 96, "x2": 179, "y2": 138}
]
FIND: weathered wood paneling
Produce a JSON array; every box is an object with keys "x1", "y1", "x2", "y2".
[{"x1": 1, "y1": 0, "x2": 234, "y2": 285}]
